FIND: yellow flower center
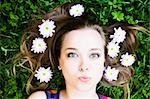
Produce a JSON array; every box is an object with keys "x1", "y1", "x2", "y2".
[
  {"x1": 76, "y1": 9, "x2": 79, "y2": 12},
  {"x1": 38, "y1": 43, "x2": 42, "y2": 47},
  {"x1": 45, "y1": 26, "x2": 49, "y2": 30},
  {"x1": 110, "y1": 48, "x2": 114, "y2": 51},
  {"x1": 125, "y1": 58, "x2": 128, "y2": 61},
  {"x1": 109, "y1": 72, "x2": 112, "y2": 76},
  {"x1": 42, "y1": 73, "x2": 46, "y2": 76}
]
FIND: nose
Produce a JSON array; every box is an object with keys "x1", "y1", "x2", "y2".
[{"x1": 79, "y1": 57, "x2": 89, "y2": 72}]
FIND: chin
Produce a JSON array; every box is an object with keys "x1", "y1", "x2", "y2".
[{"x1": 76, "y1": 83, "x2": 96, "y2": 91}]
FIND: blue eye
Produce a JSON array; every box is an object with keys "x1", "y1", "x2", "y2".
[
  {"x1": 67, "y1": 52, "x2": 79, "y2": 58},
  {"x1": 89, "y1": 53, "x2": 100, "y2": 59}
]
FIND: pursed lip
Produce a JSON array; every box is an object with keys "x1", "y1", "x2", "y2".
[{"x1": 78, "y1": 76, "x2": 91, "y2": 83}]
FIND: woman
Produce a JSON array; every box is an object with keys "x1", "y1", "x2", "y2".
[{"x1": 17, "y1": 3, "x2": 139, "y2": 99}]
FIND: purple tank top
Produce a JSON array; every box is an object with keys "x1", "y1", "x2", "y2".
[{"x1": 45, "y1": 90, "x2": 108, "y2": 99}]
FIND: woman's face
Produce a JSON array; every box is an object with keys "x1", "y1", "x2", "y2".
[{"x1": 59, "y1": 27, "x2": 105, "y2": 91}]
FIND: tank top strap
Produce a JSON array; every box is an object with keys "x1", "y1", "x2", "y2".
[
  {"x1": 45, "y1": 90, "x2": 59, "y2": 99},
  {"x1": 97, "y1": 93, "x2": 112, "y2": 99},
  {"x1": 45, "y1": 91, "x2": 111, "y2": 99}
]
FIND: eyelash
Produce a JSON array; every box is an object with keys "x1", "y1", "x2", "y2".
[
  {"x1": 67, "y1": 52, "x2": 100, "y2": 59},
  {"x1": 67, "y1": 52, "x2": 79, "y2": 58},
  {"x1": 89, "y1": 53, "x2": 100, "y2": 59}
]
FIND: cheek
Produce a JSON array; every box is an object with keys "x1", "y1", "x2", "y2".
[
  {"x1": 89, "y1": 58, "x2": 105, "y2": 78},
  {"x1": 90, "y1": 65, "x2": 104, "y2": 83},
  {"x1": 91, "y1": 61, "x2": 104, "y2": 74},
  {"x1": 59, "y1": 58, "x2": 80, "y2": 73},
  {"x1": 60, "y1": 60, "x2": 80, "y2": 82},
  {"x1": 89, "y1": 56, "x2": 105, "y2": 69}
]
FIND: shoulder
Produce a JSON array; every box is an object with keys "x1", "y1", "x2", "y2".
[{"x1": 28, "y1": 91, "x2": 46, "y2": 99}]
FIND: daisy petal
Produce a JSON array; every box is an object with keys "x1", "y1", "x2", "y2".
[
  {"x1": 104, "y1": 66, "x2": 119, "y2": 81},
  {"x1": 120, "y1": 52, "x2": 135, "y2": 67},
  {"x1": 107, "y1": 42, "x2": 120, "y2": 58},
  {"x1": 38, "y1": 20, "x2": 56, "y2": 38},
  {"x1": 35, "y1": 67, "x2": 53, "y2": 83},
  {"x1": 31, "y1": 38, "x2": 47, "y2": 53},
  {"x1": 110, "y1": 27, "x2": 126, "y2": 43},
  {"x1": 69, "y1": 4, "x2": 84, "y2": 17}
]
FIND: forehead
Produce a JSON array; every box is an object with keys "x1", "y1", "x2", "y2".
[{"x1": 62, "y1": 27, "x2": 105, "y2": 50}]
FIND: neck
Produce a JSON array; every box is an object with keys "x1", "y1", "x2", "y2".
[{"x1": 60, "y1": 84, "x2": 98, "y2": 99}]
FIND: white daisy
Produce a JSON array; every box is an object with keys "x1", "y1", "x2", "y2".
[
  {"x1": 110, "y1": 27, "x2": 126, "y2": 43},
  {"x1": 120, "y1": 52, "x2": 135, "y2": 67},
  {"x1": 38, "y1": 19, "x2": 56, "y2": 38},
  {"x1": 107, "y1": 42, "x2": 120, "y2": 58},
  {"x1": 69, "y1": 4, "x2": 84, "y2": 17},
  {"x1": 31, "y1": 38, "x2": 47, "y2": 53},
  {"x1": 35, "y1": 67, "x2": 53, "y2": 83},
  {"x1": 104, "y1": 66, "x2": 119, "y2": 81}
]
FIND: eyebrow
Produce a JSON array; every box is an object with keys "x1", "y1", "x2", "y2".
[
  {"x1": 65, "y1": 48, "x2": 101, "y2": 51},
  {"x1": 65, "y1": 47, "x2": 77, "y2": 51},
  {"x1": 90, "y1": 48, "x2": 101, "y2": 51}
]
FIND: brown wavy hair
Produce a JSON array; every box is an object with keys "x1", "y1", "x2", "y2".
[{"x1": 15, "y1": 2, "x2": 148, "y2": 99}]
